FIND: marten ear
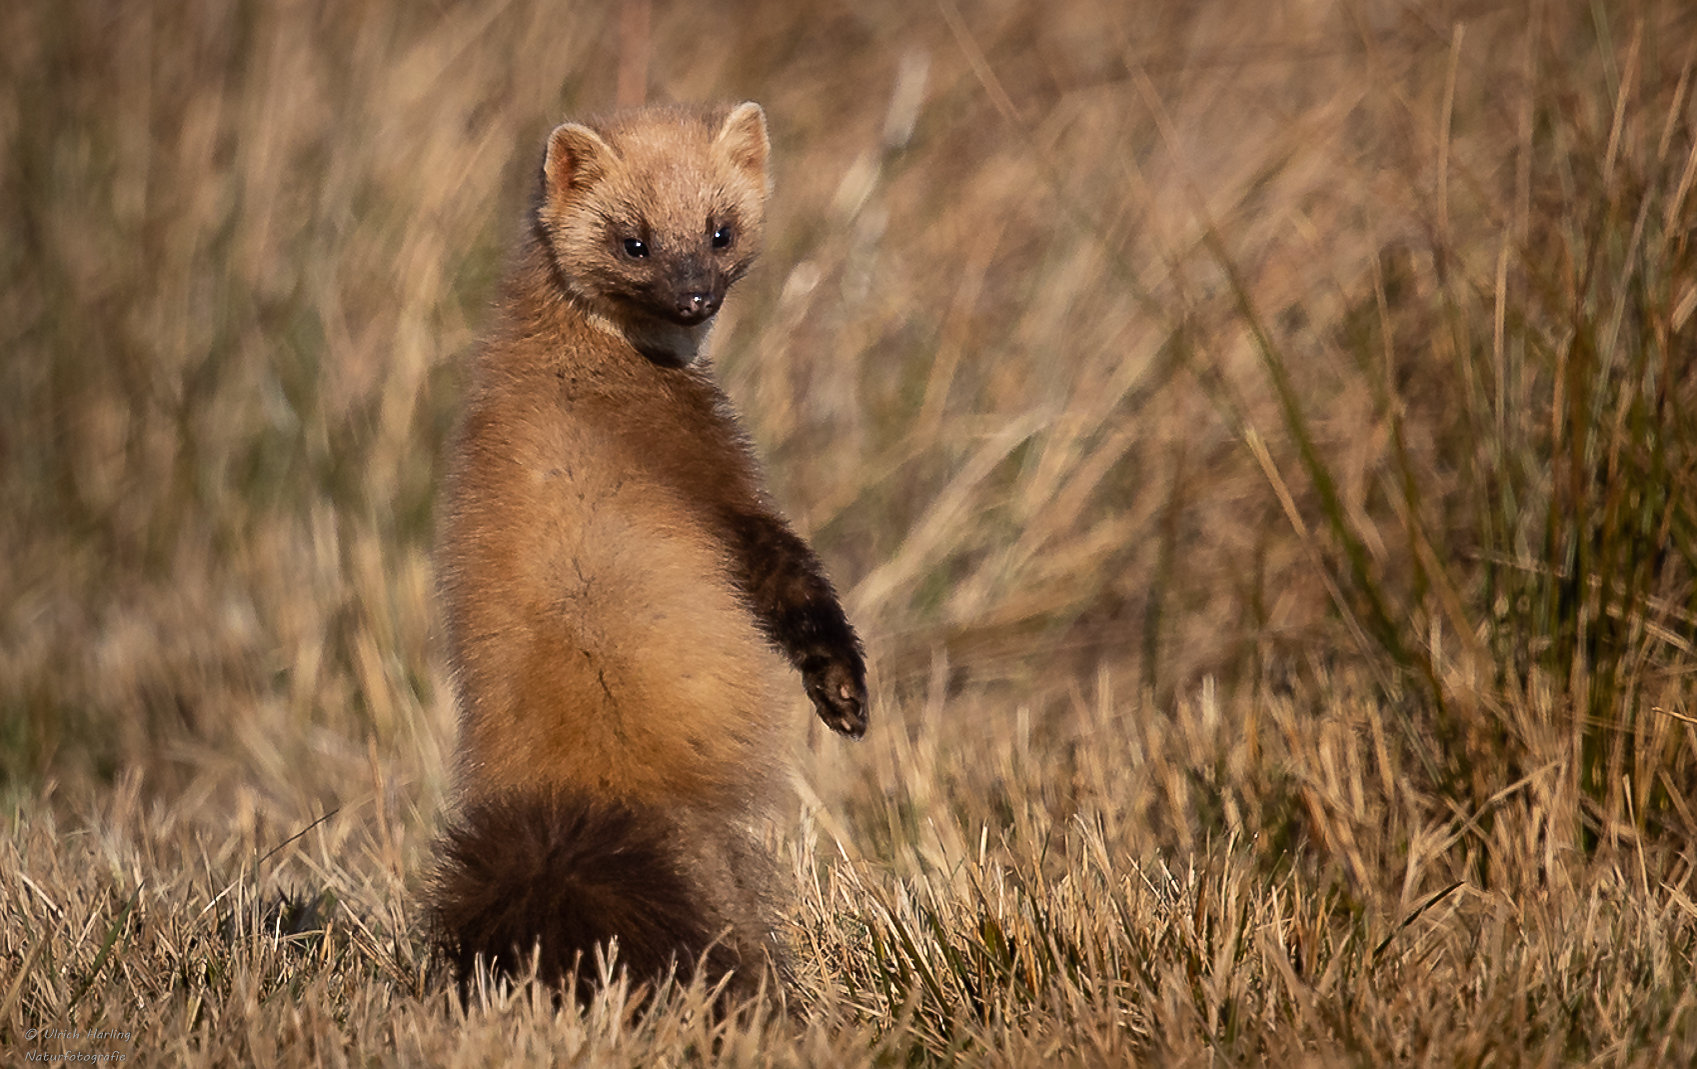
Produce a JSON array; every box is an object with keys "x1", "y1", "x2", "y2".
[
  {"x1": 715, "y1": 102, "x2": 770, "y2": 192},
  {"x1": 543, "y1": 122, "x2": 615, "y2": 200}
]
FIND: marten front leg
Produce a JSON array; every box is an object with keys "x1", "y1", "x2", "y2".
[{"x1": 718, "y1": 508, "x2": 868, "y2": 738}]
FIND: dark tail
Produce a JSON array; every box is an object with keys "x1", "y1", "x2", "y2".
[{"x1": 430, "y1": 791, "x2": 740, "y2": 1001}]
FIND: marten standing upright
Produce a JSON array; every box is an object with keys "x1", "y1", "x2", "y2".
[{"x1": 430, "y1": 102, "x2": 867, "y2": 1003}]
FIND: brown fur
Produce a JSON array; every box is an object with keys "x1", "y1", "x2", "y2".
[
  {"x1": 435, "y1": 794, "x2": 743, "y2": 1001},
  {"x1": 431, "y1": 103, "x2": 866, "y2": 1001}
]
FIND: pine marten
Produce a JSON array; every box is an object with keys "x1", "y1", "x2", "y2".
[{"x1": 430, "y1": 102, "x2": 868, "y2": 1003}]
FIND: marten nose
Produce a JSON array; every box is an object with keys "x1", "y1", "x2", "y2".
[{"x1": 674, "y1": 291, "x2": 720, "y2": 324}]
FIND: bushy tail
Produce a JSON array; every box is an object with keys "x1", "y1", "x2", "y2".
[{"x1": 430, "y1": 791, "x2": 739, "y2": 1000}]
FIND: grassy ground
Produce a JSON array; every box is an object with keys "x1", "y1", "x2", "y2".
[{"x1": 4, "y1": 0, "x2": 1697, "y2": 1063}]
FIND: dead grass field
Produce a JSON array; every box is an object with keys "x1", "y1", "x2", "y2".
[{"x1": 4, "y1": 0, "x2": 1697, "y2": 1063}]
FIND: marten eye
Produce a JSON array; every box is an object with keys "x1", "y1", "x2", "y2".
[
  {"x1": 623, "y1": 237, "x2": 649, "y2": 258},
  {"x1": 711, "y1": 223, "x2": 733, "y2": 250}
]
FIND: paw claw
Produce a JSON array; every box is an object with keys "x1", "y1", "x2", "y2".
[{"x1": 805, "y1": 658, "x2": 868, "y2": 739}]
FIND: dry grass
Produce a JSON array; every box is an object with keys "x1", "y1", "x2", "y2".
[{"x1": 5, "y1": 0, "x2": 1697, "y2": 1063}]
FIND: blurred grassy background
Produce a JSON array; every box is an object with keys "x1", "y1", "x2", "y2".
[{"x1": 4, "y1": 0, "x2": 1697, "y2": 1062}]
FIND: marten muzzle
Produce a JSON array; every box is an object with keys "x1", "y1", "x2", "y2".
[{"x1": 660, "y1": 261, "x2": 724, "y2": 325}]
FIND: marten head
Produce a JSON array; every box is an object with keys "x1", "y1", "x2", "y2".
[{"x1": 536, "y1": 103, "x2": 770, "y2": 367}]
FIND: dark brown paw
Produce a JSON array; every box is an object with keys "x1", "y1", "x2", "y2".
[{"x1": 805, "y1": 658, "x2": 867, "y2": 739}]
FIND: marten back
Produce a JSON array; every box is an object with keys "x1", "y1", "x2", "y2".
[{"x1": 431, "y1": 103, "x2": 868, "y2": 1001}]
